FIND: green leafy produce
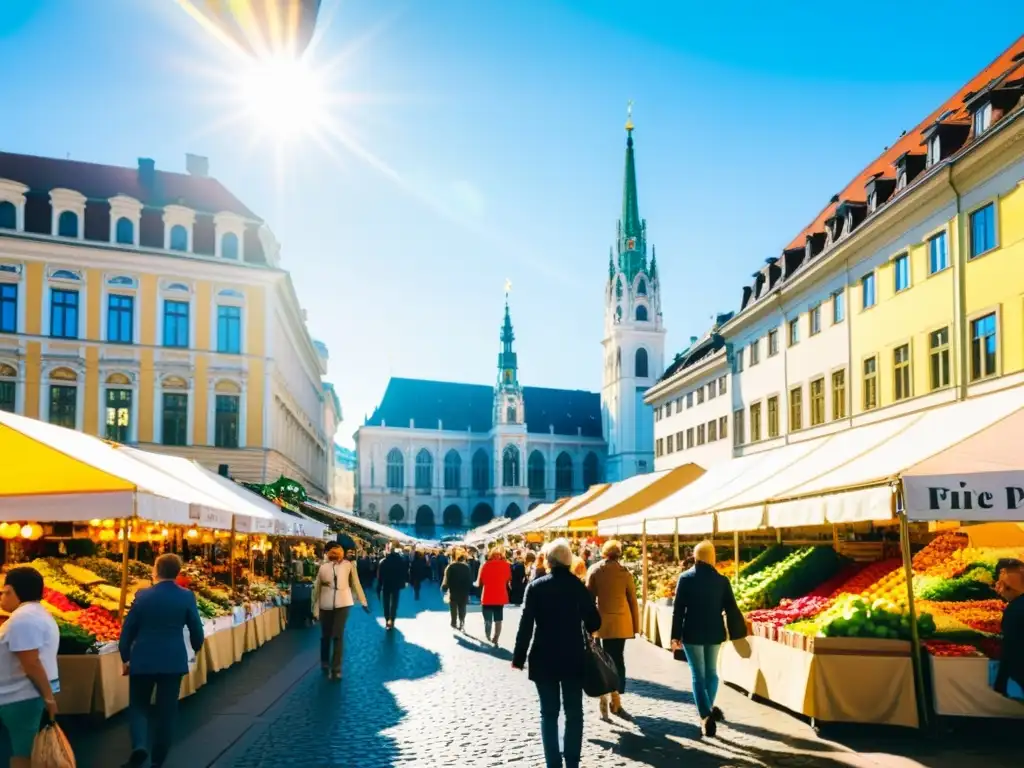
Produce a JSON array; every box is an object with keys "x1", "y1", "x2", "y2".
[
  {"x1": 738, "y1": 546, "x2": 792, "y2": 578},
  {"x1": 195, "y1": 594, "x2": 225, "y2": 619},
  {"x1": 735, "y1": 547, "x2": 839, "y2": 612},
  {"x1": 815, "y1": 596, "x2": 934, "y2": 640},
  {"x1": 917, "y1": 568, "x2": 998, "y2": 602},
  {"x1": 56, "y1": 618, "x2": 97, "y2": 655}
]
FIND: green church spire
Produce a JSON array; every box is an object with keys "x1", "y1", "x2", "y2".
[
  {"x1": 498, "y1": 292, "x2": 518, "y2": 388},
  {"x1": 616, "y1": 101, "x2": 647, "y2": 282}
]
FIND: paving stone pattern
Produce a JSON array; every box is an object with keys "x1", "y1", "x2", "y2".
[{"x1": 52, "y1": 585, "x2": 1020, "y2": 768}]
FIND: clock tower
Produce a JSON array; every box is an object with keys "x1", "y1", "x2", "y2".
[{"x1": 601, "y1": 106, "x2": 666, "y2": 481}]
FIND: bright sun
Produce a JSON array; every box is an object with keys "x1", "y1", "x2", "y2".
[{"x1": 237, "y1": 56, "x2": 328, "y2": 142}]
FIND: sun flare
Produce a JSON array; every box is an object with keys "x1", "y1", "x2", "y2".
[{"x1": 236, "y1": 55, "x2": 328, "y2": 142}]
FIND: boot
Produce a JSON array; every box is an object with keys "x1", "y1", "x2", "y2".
[
  {"x1": 492, "y1": 622, "x2": 502, "y2": 647},
  {"x1": 599, "y1": 695, "x2": 610, "y2": 721},
  {"x1": 610, "y1": 691, "x2": 622, "y2": 714}
]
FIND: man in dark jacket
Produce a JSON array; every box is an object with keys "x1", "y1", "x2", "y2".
[
  {"x1": 434, "y1": 550, "x2": 450, "y2": 590},
  {"x1": 442, "y1": 551, "x2": 472, "y2": 630},
  {"x1": 994, "y1": 558, "x2": 1024, "y2": 699},
  {"x1": 119, "y1": 553, "x2": 205, "y2": 768},
  {"x1": 669, "y1": 540, "x2": 744, "y2": 737},
  {"x1": 512, "y1": 539, "x2": 601, "y2": 768},
  {"x1": 377, "y1": 546, "x2": 408, "y2": 630}
]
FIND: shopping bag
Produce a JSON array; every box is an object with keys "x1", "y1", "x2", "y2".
[
  {"x1": 184, "y1": 626, "x2": 198, "y2": 670},
  {"x1": 31, "y1": 721, "x2": 76, "y2": 768},
  {"x1": 581, "y1": 631, "x2": 620, "y2": 698},
  {"x1": 442, "y1": 592, "x2": 450, "y2": 605}
]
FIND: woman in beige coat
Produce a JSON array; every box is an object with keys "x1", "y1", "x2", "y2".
[{"x1": 585, "y1": 539, "x2": 640, "y2": 719}]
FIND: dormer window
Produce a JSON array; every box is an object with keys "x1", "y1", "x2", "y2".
[
  {"x1": 927, "y1": 135, "x2": 941, "y2": 167},
  {"x1": 973, "y1": 102, "x2": 992, "y2": 136},
  {"x1": 896, "y1": 167, "x2": 908, "y2": 190},
  {"x1": 868, "y1": 190, "x2": 877, "y2": 213}
]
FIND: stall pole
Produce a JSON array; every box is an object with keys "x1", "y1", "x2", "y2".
[
  {"x1": 673, "y1": 518, "x2": 680, "y2": 562},
  {"x1": 897, "y1": 489, "x2": 929, "y2": 730},
  {"x1": 118, "y1": 498, "x2": 134, "y2": 617},
  {"x1": 641, "y1": 519, "x2": 649, "y2": 608},
  {"x1": 229, "y1": 517, "x2": 237, "y2": 591},
  {"x1": 733, "y1": 530, "x2": 740, "y2": 588}
]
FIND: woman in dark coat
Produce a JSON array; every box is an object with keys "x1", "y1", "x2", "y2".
[
  {"x1": 512, "y1": 538, "x2": 601, "y2": 768},
  {"x1": 409, "y1": 551, "x2": 430, "y2": 600},
  {"x1": 509, "y1": 551, "x2": 528, "y2": 606}
]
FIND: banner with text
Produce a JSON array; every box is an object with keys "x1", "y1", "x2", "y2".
[{"x1": 904, "y1": 472, "x2": 1024, "y2": 521}]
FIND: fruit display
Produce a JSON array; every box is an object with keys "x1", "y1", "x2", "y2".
[
  {"x1": 738, "y1": 545, "x2": 791, "y2": 578},
  {"x1": 746, "y1": 596, "x2": 833, "y2": 628},
  {"x1": 813, "y1": 596, "x2": 935, "y2": 640},
  {"x1": 922, "y1": 640, "x2": 983, "y2": 657},
  {"x1": 734, "y1": 547, "x2": 840, "y2": 612},
  {"x1": 56, "y1": 619, "x2": 97, "y2": 655},
  {"x1": 715, "y1": 560, "x2": 738, "y2": 580},
  {"x1": 76, "y1": 606, "x2": 121, "y2": 642}
]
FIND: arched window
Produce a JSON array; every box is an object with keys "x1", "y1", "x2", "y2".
[
  {"x1": 555, "y1": 452, "x2": 574, "y2": 497},
  {"x1": 115, "y1": 217, "x2": 134, "y2": 245},
  {"x1": 386, "y1": 448, "x2": 404, "y2": 491},
  {"x1": 169, "y1": 224, "x2": 188, "y2": 252},
  {"x1": 57, "y1": 211, "x2": 78, "y2": 238},
  {"x1": 502, "y1": 445, "x2": 520, "y2": 487},
  {"x1": 635, "y1": 347, "x2": 649, "y2": 378},
  {"x1": 505, "y1": 502, "x2": 522, "y2": 519},
  {"x1": 637, "y1": 278, "x2": 647, "y2": 295},
  {"x1": 583, "y1": 451, "x2": 600, "y2": 488},
  {"x1": 615, "y1": 305, "x2": 623, "y2": 322},
  {"x1": 615, "y1": 277, "x2": 623, "y2": 298},
  {"x1": 221, "y1": 232, "x2": 240, "y2": 260},
  {"x1": 0, "y1": 201, "x2": 15, "y2": 230},
  {"x1": 415, "y1": 448, "x2": 433, "y2": 492},
  {"x1": 442, "y1": 505, "x2": 463, "y2": 527},
  {"x1": 415, "y1": 505, "x2": 434, "y2": 528},
  {"x1": 472, "y1": 449, "x2": 489, "y2": 492},
  {"x1": 388, "y1": 504, "x2": 405, "y2": 522},
  {"x1": 527, "y1": 450, "x2": 546, "y2": 498},
  {"x1": 635, "y1": 305, "x2": 648, "y2": 322},
  {"x1": 471, "y1": 503, "x2": 493, "y2": 526},
  {"x1": 444, "y1": 449, "x2": 461, "y2": 491}
]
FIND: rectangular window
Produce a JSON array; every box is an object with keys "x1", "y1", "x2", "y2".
[
  {"x1": 809, "y1": 304, "x2": 821, "y2": 335},
  {"x1": 788, "y1": 318, "x2": 799, "y2": 346},
  {"x1": 215, "y1": 394, "x2": 240, "y2": 448},
  {"x1": 928, "y1": 232, "x2": 948, "y2": 274},
  {"x1": 675, "y1": 397, "x2": 683, "y2": 414},
  {"x1": 927, "y1": 135, "x2": 941, "y2": 167},
  {"x1": 106, "y1": 294, "x2": 134, "y2": 343},
  {"x1": 969, "y1": 204, "x2": 997, "y2": 258},
  {"x1": 893, "y1": 253, "x2": 910, "y2": 292},
  {"x1": 48, "y1": 385, "x2": 76, "y2": 428},
  {"x1": 50, "y1": 288, "x2": 79, "y2": 339},
  {"x1": 831, "y1": 369, "x2": 847, "y2": 420},
  {"x1": 768, "y1": 329, "x2": 779, "y2": 356},
  {"x1": 697, "y1": 424, "x2": 706, "y2": 445},
  {"x1": 973, "y1": 102, "x2": 992, "y2": 136},
  {"x1": 718, "y1": 415, "x2": 728, "y2": 440},
  {"x1": 707, "y1": 382, "x2": 716, "y2": 400},
  {"x1": 733, "y1": 409, "x2": 744, "y2": 447},
  {"x1": 863, "y1": 357, "x2": 878, "y2": 411},
  {"x1": 708, "y1": 419, "x2": 717, "y2": 442},
  {"x1": 686, "y1": 428, "x2": 694, "y2": 449},
  {"x1": 767, "y1": 396, "x2": 779, "y2": 438},
  {"x1": 832, "y1": 290, "x2": 845, "y2": 324},
  {"x1": 789, "y1": 386, "x2": 803, "y2": 431},
  {"x1": 810, "y1": 377, "x2": 825, "y2": 426},
  {"x1": 749, "y1": 340, "x2": 760, "y2": 366},
  {"x1": 666, "y1": 434, "x2": 674, "y2": 454},
  {"x1": 718, "y1": 376, "x2": 726, "y2": 395},
  {"x1": 217, "y1": 305, "x2": 242, "y2": 354},
  {"x1": 656, "y1": 438, "x2": 663, "y2": 457},
  {"x1": 861, "y1": 273, "x2": 876, "y2": 309},
  {"x1": 0, "y1": 379, "x2": 15, "y2": 413},
  {"x1": 675, "y1": 430, "x2": 683, "y2": 450},
  {"x1": 686, "y1": 393, "x2": 693, "y2": 408},
  {"x1": 929, "y1": 327, "x2": 950, "y2": 390},
  {"x1": 749, "y1": 402, "x2": 762, "y2": 442},
  {"x1": 0, "y1": 283, "x2": 17, "y2": 333},
  {"x1": 733, "y1": 348, "x2": 744, "y2": 374},
  {"x1": 970, "y1": 313, "x2": 998, "y2": 381},
  {"x1": 163, "y1": 300, "x2": 190, "y2": 348},
  {"x1": 894, "y1": 344, "x2": 911, "y2": 401},
  {"x1": 161, "y1": 393, "x2": 189, "y2": 446},
  {"x1": 104, "y1": 388, "x2": 132, "y2": 442},
  {"x1": 696, "y1": 387, "x2": 705, "y2": 404}
]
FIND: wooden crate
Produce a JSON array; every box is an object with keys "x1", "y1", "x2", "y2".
[{"x1": 836, "y1": 541, "x2": 885, "y2": 562}]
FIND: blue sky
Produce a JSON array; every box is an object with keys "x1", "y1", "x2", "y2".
[{"x1": 2, "y1": 2, "x2": 1022, "y2": 449}]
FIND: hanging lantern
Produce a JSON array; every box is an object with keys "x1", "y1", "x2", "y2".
[
  {"x1": 89, "y1": 519, "x2": 102, "y2": 527},
  {"x1": 186, "y1": 528, "x2": 199, "y2": 539},
  {"x1": 0, "y1": 523, "x2": 17, "y2": 540},
  {"x1": 19, "y1": 524, "x2": 32, "y2": 539},
  {"x1": 27, "y1": 524, "x2": 43, "y2": 541},
  {"x1": 161, "y1": 528, "x2": 169, "y2": 538},
  {"x1": 99, "y1": 529, "x2": 116, "y2": 542},
  {"x1": 102, "y1": 519, "x2": 116, "y2": 529}
]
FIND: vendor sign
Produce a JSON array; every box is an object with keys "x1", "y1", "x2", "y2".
[{"x1": 905, "y1": 472, "x2": 1024, "y2": 521}]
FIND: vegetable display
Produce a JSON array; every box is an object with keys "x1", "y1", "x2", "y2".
[{"x1": 734, "y1": 547, "x2": 839, "y2": 612}]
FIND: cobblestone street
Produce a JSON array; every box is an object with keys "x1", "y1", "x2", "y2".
[{"x1": 50, "y1": 585, "x2": 1019, "y2": 768}]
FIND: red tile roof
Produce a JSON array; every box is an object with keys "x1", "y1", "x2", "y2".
[
  {"x1": 0, "y1": 152, "x2": 260, "y2": 220},
  {"x1": 784, "y1": 35, "x2": 1024, "y2": 252}
]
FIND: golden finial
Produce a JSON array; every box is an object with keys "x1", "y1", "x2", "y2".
[
  {"x1": 625, "y1": 100, "x2": 634, "y2": 132},
  {"x1": 504, "y1": 278, "x2": 512, "y2": 298}
]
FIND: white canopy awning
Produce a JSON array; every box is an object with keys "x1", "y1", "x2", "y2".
[
  {"x1": 498, "y1": 500, "x2": 566, "y2": 537},
  {"x1": 303, "y1": 500, "x2": 419, "y2": 544},
  {"x1": 558, "y1": 469, "x2": 675, "y2": 527}
]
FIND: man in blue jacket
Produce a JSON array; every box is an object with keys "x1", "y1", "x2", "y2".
[{"x1": 119, "y1": 553, "x2": 205, "y2": 768}]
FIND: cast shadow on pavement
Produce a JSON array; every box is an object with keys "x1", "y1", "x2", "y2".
[{"x1": 453, "y1": 632, "x2": 514, "y2": 662}]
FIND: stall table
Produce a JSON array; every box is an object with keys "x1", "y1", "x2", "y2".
[{"x1": 929, "y1": 656, "x2": 1024, "y2": 718}]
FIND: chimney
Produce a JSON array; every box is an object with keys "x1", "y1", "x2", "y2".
[
  {"x1": 138, "y1": 158, "x2": 155, "y2": 188},
  {"x1": 690, "y1": 335, "x2": 698, "y2": 345},
  {"x1": 186, "y1": 153, "x2": 209, "y2": 177},
  {"x1": 218, "y1": 464, "x2": 229, "y2": 477}
]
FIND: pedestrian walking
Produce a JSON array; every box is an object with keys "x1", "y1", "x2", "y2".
[
  {"x1": 0, "y1": 566, "x2": 61, "y2": 768},
  {"x1": 119, "y1": 553, "x2": 205, "y2": 768},
  {"x1": 477, "y1": 547, "x2": 512, "y2": 646},
  {"x1": 467, "y1": 551, "x2": 482, "y2": 602},
  {"x1": 530, "y1": 551, "x2": 548, "y2": 581},
  {"x1": 435, "y1": 549, "x2": 450, "y2": 590},
  {"x1": 994, "y1": 558, "x2": 1024, "y2": 699},
  {"x1": 378, "y1": 546, "x2": 408, "y2": 630},
  {"x1": 410, "y1": 551, "x2": 430, "y2": 600},
  {"x1": 509, "y1": 551, "x2": 527, "y2": 606},
  {"x1": 312, "y1": 542, "x2": 369, "y2": 680},
  {"x1": 357, "y1": 551, "x2": 376, "y2": 593},
  {"x1": 669, "y1": 540, "x2": 746, "y2": 737},
  {"x1": 570, "y1": 555, "x2": 588, "y2": 581},
  {"x1": 442, "y1": 551, "x2": 472, "y2": 631},
  {"x1": 585, "y1": 539, "x2": 640, "y2": 720},
  {"x1": 512, "y1": 538, "x2": 601, "y2": 768}
]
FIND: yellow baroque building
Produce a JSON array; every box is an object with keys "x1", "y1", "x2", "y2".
[{"x1": 0, "y1": 152, "x2": 337, "y2": 498}]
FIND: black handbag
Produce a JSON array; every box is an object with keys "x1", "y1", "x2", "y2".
[{"x1": 581, "y1": 630, "x2": 620, "y2": 698}]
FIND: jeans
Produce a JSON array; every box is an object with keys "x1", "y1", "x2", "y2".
[
  {"x1": 319, "y1": 606, "x2": 351, "y2": 674},
  {"x1": 682, "y1": 643, "x2": 722, "y2": 719},
  {"x1": 449, "y1": 597, "x2": 467, "y2": 627},
  {"x1": 600, "y1": 638, "x2": 627, "y2": 694},
  {"x1": 129, "y1": 673, "x2": 184, "y2": 766},
  {"x1": 382, "y1": 587, "x2": 401, "y2": 622},
  {"x1": 535, "y1": 679, "x2": 583, "y2": 768}
]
